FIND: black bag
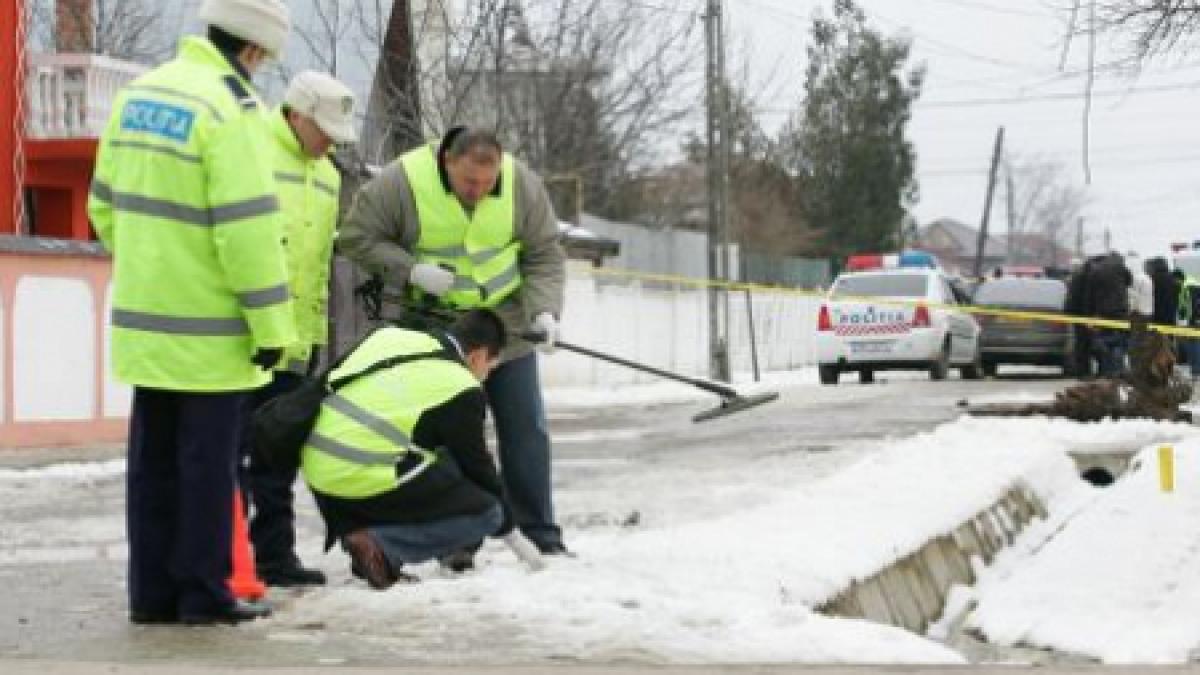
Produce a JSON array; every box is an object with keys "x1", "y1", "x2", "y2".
[{"x1": 251, "y1": 348, "x2": 447, "y2": 472}]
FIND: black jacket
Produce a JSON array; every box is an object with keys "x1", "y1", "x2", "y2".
[
  {"x1": 1087, "y1": 253, "x2": 1132, "y2": 320},
  {"x1": 1146, "y1": 257, "x2": 1179, "y2": 326},
  {"x1": 313, "y1": 334, "x2": 509, "y2": 548}
]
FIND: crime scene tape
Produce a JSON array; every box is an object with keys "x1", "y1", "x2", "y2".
[{"x1": 582, "y1": 266, "x2": 1200, "y2": 339}]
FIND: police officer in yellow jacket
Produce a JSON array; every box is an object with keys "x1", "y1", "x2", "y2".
[
  {"x1": 240, "y1": 71, "x2": 356, "y2": 588},
  {"x1": 301, "y1": 310, "x2": 511, "y2": 590},
  {"x1": 88, "y1": 0, "x2": 295, "y2": 625},
  {"x1": 340, "y1": 128, "x2": 567, "y2": 569}
]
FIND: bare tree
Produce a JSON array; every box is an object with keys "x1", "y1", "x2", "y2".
[
  {"x1": 1004, "y1": 156, "x2": 1088, "y2": 266},
  {"x1": 288, "y1": 0, "x2": 703, "y2": 217},
  {"x1": 1096, "y1": 1, "x2": 1200, "y2": 58},
  {"x1": 26, "y1": 0, "x2": 171, "y2": 64}
]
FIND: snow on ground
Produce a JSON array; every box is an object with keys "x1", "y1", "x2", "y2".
[
  {"x1": 5, "y1": 376, "x2": 1200, "y2": 664},
  {"x1": 0, "y1": 458, "x2": 125, "y2": 485},
  {"x1": 270, "y1": 416, "x2": 1199, "y2": 664},
  {"x1": 967, "y1": 435, "x2": 1200, "y2": 664}
]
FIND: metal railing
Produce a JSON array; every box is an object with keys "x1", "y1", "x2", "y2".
[{"x1": 25, "y1": 52, "x2": 146, "y2": 139}]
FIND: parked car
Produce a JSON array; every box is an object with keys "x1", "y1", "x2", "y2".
[
  {"x1": 816, "y1": 259, "x2": 983, "y2": 385},
  {"x1": 972, "y1": 277, "x2": 1074, "y2": 377}
]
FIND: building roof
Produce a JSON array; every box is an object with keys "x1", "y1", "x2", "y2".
[{"x1": 918, "y1": 218, "x2": 1006, "y2": 259}]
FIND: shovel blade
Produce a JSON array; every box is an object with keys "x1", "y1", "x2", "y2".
[{"x1": 692, "y1": 391, "x2": 779, "y2": 423}]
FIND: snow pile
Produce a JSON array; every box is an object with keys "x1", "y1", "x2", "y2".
[{"x1": 969, "y1": 435, "x2": 1200, "y2": 664}]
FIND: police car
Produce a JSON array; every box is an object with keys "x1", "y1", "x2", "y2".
[{"x1": 816, "y1": 251, "x2": 983, "y2": 385}]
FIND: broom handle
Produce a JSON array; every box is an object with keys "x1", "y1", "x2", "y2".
[{"x1": 545, "y1": 337, "x2": 739, "y2": 399}]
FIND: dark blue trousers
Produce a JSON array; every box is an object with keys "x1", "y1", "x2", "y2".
[
  {"x1": 241, "y1": 372, "x2": 305, "y2": 571},
  {"x1": 126, "y1": 387, "x2": 246, "y2": 618},
  {"x1": 484, "y1": 352, "x2": 562, "y2": 550}
]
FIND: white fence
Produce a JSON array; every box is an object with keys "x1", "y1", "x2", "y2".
[
  {"x1": 541, "y1": 266, "x2": 819, "y2": 387},
  {"x1": 26, "y1": 52, "x2": 146, "y2": 139}
]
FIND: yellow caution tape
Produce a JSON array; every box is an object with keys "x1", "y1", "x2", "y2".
[{"x1": 582, "y1": 266, "x2": 1200, "y2": 339}]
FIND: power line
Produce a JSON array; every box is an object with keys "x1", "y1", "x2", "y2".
[
  {"x1": 753, "y1": 79, "x2": 1200, "y2": 114},
  {"x1": 925, "y1": 150, "x2": 1200, "y2": 176},
  {"x1": 917, "y1": 0, "x2": 1049, "y2": 19}
]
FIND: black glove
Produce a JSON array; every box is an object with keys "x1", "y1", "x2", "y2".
[{"x1": 251, "y1": 348, "x2": 284, "y2": 370}]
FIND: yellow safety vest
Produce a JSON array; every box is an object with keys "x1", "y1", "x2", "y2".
[
  {"x1": 88, "y1": 36, "x2": 296, "y2": 391},
  {"x1": 301, "y1": 328, "x2": 477, "y2": 499},
  {"x1": 400, "y1": 144, "x2": 521, "y2": 308},
  {"x1": 267, "y1": 109, "x2": 340, "y2": 373}
]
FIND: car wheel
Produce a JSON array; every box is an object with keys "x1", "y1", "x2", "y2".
[
  {"x1": 819, "y1": 364, "x2": 840, "y2": 385},
  {"x1": 859, "y1": 369, "x2": 875, "y2": 384},
  {"x1": 961, "y1": 346, "x2": 984, "y2": 380},
  {"x1": 929, "y1": 341, "x2": 951, "y2": 381},
  {"x1": 1061, "y1": 356, "x2": 1078, "y2": 378},
  {"x1": 982, "y1": 360, "x2": 998, "y2": 377}
]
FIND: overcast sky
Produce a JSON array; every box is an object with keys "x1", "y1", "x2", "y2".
[{"x1": 726, "y1": 0, "x2": 1200, "y2": 259}]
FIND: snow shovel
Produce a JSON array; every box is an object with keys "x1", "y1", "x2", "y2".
[{"x1": 527, "y1": 333, "x2": 779, "y2": 423}]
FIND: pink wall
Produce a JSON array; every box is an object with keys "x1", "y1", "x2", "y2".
[{"x1": 0, "y1": 242, "x2": 125, "y2": 448}]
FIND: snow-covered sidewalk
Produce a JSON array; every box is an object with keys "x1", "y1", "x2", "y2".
[{"x1": 267, "y1": 416, "x2": 1198, "y2": 664}]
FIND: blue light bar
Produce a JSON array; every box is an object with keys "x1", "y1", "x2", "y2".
[{"x1": 898, "y1": 250, "x2": 938, "y2": 269}]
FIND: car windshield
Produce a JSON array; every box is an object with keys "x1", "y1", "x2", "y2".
[
  {"x1": 832, "y1": 274, "x2": 928, "y2": 299},
  {"x1": 974, "y1": 279, "x2": 1066, "y2": 309}
]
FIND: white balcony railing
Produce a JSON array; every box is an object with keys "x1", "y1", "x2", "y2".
[{"x1": 26, "y1": 52, "x2": 147, "y2": 139}]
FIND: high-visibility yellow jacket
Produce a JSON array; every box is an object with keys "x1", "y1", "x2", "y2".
[
  {"x1": 400, "y1": 144, "x2": 521, "y2": 309},
  {"x1": 301, "y1": 327, "x2": 476, "y2": 499},
  {"x1": 88, "y1": 37, "x2": 296, "y2": 392},
  {"x1": 267, "y1": 108, "x2": 340, "y2": 373}
]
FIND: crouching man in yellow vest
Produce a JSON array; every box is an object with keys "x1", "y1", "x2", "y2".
[
  {"x1": 340, "y1": 127, "x2": 568, "y2": 571},
  {"x1": 300, "y1": 309, "x2": 512, "y2": 589},
  {"x1": 239, "y1": 70, "x2": 356, "y2": 589}
]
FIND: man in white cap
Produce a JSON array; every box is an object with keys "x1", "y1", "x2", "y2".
[
  {"x1": 240, "y1": 71, "x2": 357, "y2": 588},
  {"x1": 89, "y1": 0, "x2": 293, "y2": 626}
]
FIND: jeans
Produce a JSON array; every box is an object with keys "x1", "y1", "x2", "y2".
[
  {"x1": 127, "y1": 387, "x2": 246, "y2": 618},
  {"x1": 484, "y1": 352, "x2": 562, "y2": 550},
  {"x1": 1187, "y1": 339, "x2": 1200, "y2": 377},
  {"x1": 1093, "y1": 329, "x2": 1128, "y2": 377},
  {"x1": 370, "y1": 504, "x2": 503, "y2": 569}
]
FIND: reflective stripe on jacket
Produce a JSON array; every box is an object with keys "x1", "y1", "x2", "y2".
[
  {"x1": 267, "y1": 108, "x2": 340, "y2": 372},
  {"x1": 88, "y1": 36, "x2": 296, "y2": 391},
  {"x1": 300, "y1": 327, "x2": 476, "y2": 499},
  {"x1": 400, "y1": 144, "x2": 521, "y2": 309}
]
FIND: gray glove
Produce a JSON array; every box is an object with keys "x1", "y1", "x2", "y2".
[{"x1": 409, "y1": 263, "x2": 456, "y2": 298}]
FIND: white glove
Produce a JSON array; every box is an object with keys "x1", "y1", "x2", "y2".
[
  {"x1": 531, "y1": 312, "x2": 559, "y2": 354},
  {"x1": 409, "y1": 263, "x2": 455, "y2": 298}
]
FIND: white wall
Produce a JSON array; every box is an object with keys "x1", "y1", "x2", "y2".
[
  {"x1": 13, "y1": 277, "x2": 96, "y2": 421},
  {"x1": 541, "y1": 270, "x2": 820, "y2": 388}
]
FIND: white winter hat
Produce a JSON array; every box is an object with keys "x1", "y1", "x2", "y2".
[
  {"x1": 285, "y1": 71, "x2": 357, "y2": 144},
  {"x1": 198, "y1": 0, "x2": 290, "y2": 58}
]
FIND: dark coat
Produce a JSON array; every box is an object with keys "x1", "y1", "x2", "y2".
[{"x1": 1146, "y1": 257, "x2": 1179, "y2": 326}]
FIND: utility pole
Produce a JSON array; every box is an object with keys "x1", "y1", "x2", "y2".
[
  {"x1": 1004, "y1": 158, "x2": 1015, "y2": 266},
  {"x1": 1075, "y1": 216, "x2": 1084, "y2": 260},
  {"x1": 703, "y1": 0, "x2": 731, "y2": 382},
  {"x1": 974, "y1": 126, "x2": 1005, "y2": 279}
]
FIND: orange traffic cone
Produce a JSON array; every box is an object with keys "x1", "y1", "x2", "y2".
[{"x1": 227, "y1": 491, "x2": 266, "y2": 600}]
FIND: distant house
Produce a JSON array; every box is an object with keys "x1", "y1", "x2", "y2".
[
  {"x1": 1002, "y1": 232, "x2": 1075, "y2": 269},
  {"x1": 914, "y1": 218, "x2": 1006, "y2": 276}
]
